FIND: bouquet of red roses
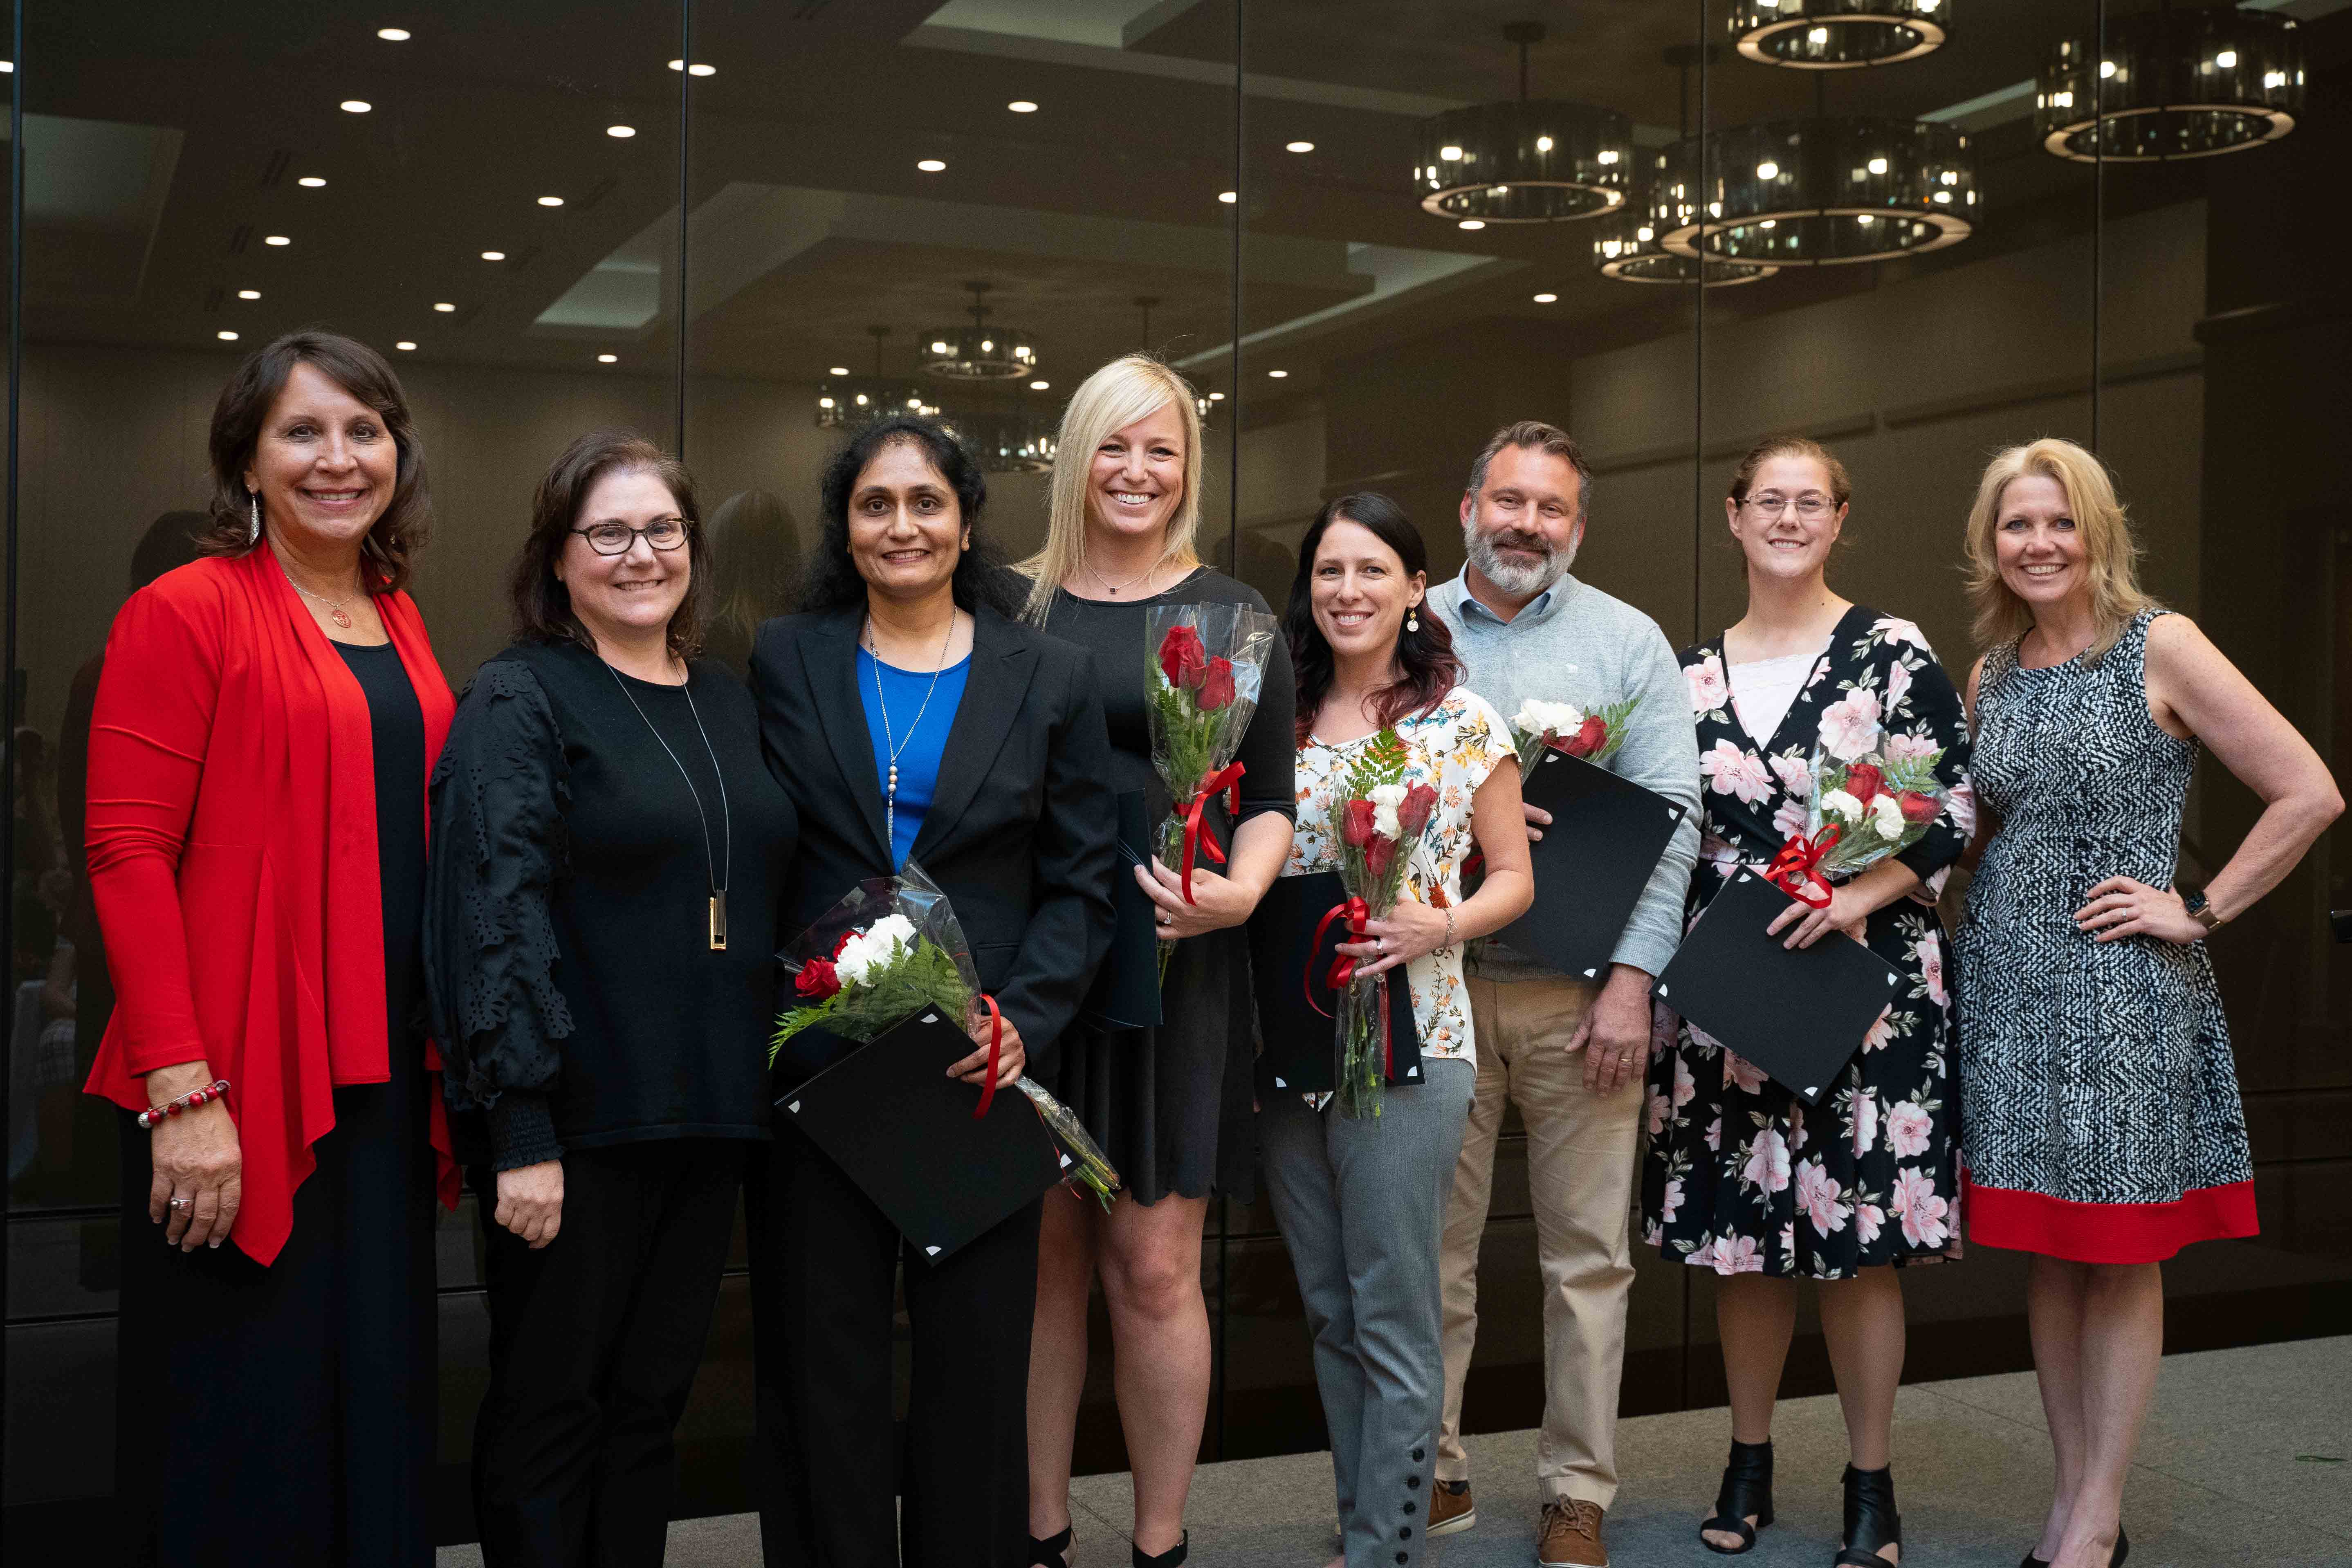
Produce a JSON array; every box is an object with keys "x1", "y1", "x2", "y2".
[
  {"x1": 1771, "y1": 712, "x2": 1948, "y2": 906},
  {"x1": 1324, "y1": 729, "x2": 1441, "y2": 1121},
  {"x1": 1508, "y1": 695, "x2": 1642, "y2": 773},
  {"x1": 1145, "y1": 602, "x2": 1279, "y2": 973},
  {"x1": 771, "y1": 863, "x2": 1120, "y2": 1208}
]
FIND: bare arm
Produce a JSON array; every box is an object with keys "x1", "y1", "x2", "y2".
[{"x1": 1958, "y1": 654, "x2": 2000, "y2": 873}]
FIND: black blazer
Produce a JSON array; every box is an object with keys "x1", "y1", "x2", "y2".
[{"x1": 750, "y1": 603, "x2": 1119, "y2": 1082}]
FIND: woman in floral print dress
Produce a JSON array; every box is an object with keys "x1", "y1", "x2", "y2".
[{"x1": 1639, "y1": 439, "x2": 1972, "y2": 1566}]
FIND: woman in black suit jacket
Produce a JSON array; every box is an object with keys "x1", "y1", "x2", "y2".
[{"x1": 747, "y1": 413, "x2": 1119, "y2": 1568}]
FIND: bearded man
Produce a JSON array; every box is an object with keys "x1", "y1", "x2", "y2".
[{"x1": 1421, "y1": 421, "x2": 1700, "y2": 1568}]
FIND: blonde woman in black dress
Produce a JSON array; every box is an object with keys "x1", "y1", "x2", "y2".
[{"x1": 1020, "y1": 355, "x2": 1295, "y2": 1568}]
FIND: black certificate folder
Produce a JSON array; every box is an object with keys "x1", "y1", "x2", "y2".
[
  {"x1": 1247, "y1": 871, "x2": 1422, "y2": 1097},
  {"x1": 1495, "y1": 748, "x2": 1688, "y2": 980},
  {"x1": 1652, "y1": 870, "x2": 1904, "y2": 1107},
  {"x1": 777, "y1": 1012, "x2": 1064, "y2": 1261}
]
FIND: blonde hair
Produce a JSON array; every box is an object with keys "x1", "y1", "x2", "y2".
[
  {"x1": 1963, "y1": 437, "x2": 2155, "y2": 661},
  {"x1": 1016, "y1": 354, "x2": 1205, "y2": 622}
]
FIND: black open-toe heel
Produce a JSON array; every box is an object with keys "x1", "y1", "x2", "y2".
[
  {"x1": 1028, "y1": 1526, "x2": 1073, "y2": 1568},
  {"x1": 1700, "y1": 1439, "x2": 1775, "y2": 1555},
  {"x1": 1835, "y1": 1464, "x2": 1901, "y2": 1566},
  {"x1": 1132, "y1": 1531, "x2": 1186, "y2": 1568},
  {"x1": 2022, "y1": 1526, "x2": 2129, "y2": 1568}
]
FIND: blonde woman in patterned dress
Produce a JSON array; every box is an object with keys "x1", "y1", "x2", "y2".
[
  {"x1": 1956, "y1": 438, "x2": 2341, "y2": 1568},
  {"x1": 1264, "y1": 493, "x2": 1532, "y2": 1568}
]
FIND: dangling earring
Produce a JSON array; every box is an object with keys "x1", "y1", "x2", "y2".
[
  {"x1": 1406, "y1": 607, "x2": 1420, "y2": 634},
  {"x1": 247, "y1": 490, "x2": 261, "y2": 545}
]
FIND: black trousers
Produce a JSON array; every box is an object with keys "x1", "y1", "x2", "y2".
[
  {"x1": 748, "y1": 1121, "x2": 1042, "y2": 1568},
  {"x1": 471, "y1": 1139, "x2": 745, "y2": 1568},
  {"x1": 113, "y1": 1064, "x2": 438, "y2": 1568}
]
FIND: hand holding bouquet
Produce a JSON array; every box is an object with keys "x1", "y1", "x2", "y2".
[
  {"x1": 772, "y1": 864, "x2": 1121, "y2": 1208},
  {"x1": 1145, "y1": 603, "x2": 1279, "y2": 971},
  {"x1": 1508, "y1": 694, "x2": 1641, "y2": 773},
  {"x1": 1325, "y1": 730, "x2": 1441, "y2": 1120}
]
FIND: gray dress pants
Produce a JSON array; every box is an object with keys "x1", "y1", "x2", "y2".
[{"x1": 1261, "y1": 1059, "x2": 1474, "y2": 1568}]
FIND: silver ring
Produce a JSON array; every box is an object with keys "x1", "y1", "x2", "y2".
[
  {"x1": 168, "y1": 1197, "x2": 191, "y2": 1209},
  {"x1": 1378, "y1": 936, "x2": 1388, "y2": 953}
]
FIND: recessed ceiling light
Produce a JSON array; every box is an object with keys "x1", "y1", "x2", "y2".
[
  {"x1": 1532, "y1": 292, "x2": 1558, "y2": 303},
  {"x1": 1030, "y1": 379, "x2": 1049, "y2": 390},
  {"x1": 433, "y1": 301, "x2": 456, "y2": 312},
  {"x1": 376, "y1": 27, "x2": 410, "y2": 42},
  {"x1": 216, "y1": 330, "x2": 240, "y2": 342},
  {"x1": 1267, "y1": 369, "x2": 1289, "y2": 379},
  {"x1": 537, "y1": 195, "x2": 564, "y2": 206},
  {"x1": 395, "y1": 341, "x2": 417, "y2": 351},
  {"x1": 340, "y1": 100, "x2": 372, "y2": 114},
  {"x1": 480, "y1": 250, "x2": 505, "y2": 261},
  {"x1": 1458, "y1": 219, "x2": 1486, "y2": 230},
  {"x1": 297, "y1": 176, "x2": 327, "y2": 188},
  {"x1": 0, "y1": 62, "x2": 14, "y2": 74},
  {"x1": 828, "y1": 366, "x2": 851, "y2": 377},
  {"x1": 1007, "y1": 100, "x2": 1038, "y2": 113},
  {"x1": 597, "y1": 353, "x2": 618, "y2": 363},
  {"x1": 667, "y1": 59, "x2": 716, "y2": 76},
  {"x1": 607, "y1": 124, "x2": 636, "y2": 138},
  {"x1": 264, "y1": 235, "x2": 292, "y2": 246},
  {"x1": 1207, "y1": 391, "x2": 1225, "y2": 401},
  {"x1": 1286, "y1": 140, "x2": 1315, "y2": 153},
  {"x1": 917, "y1": 159, "x2": 947, "y2": 172},
  {"x1": 1218, "y1": 191, "x2": 1237, "y2": 204},
  {"x1": 236, "y1": 289, "x2": 261, "y2": 301}
]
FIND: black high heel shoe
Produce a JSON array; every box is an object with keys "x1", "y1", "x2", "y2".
[
  {"x1": 1700, "y1": 1439, "x2": 1775, "y2": 1555},
  {"x1": 1834, "y1": 1464, "x2": 1901, "y2": 1566},
  {"x1": 1132, "y1": 1531, "x2": 1186, "y2": 1568},
  {"x1": 1028, "y1": 1526, "x2": 1073, "y2": 1568},
  {"x1": 2021, "y1": 1526, "x2": 2129, "y2": 1568}
]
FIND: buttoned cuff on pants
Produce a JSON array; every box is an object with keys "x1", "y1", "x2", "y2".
[
  {"x1": 1261, "y1": 1058, "x2": 1473, "y2": 1568},
  {"x1": 1435, "y1": 975, "x2": 1643, "y2": 1510}
]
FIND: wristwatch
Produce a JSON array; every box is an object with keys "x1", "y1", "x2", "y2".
[{"x1": 2181, "y1": 887, "x2": 2222, "y2": 933}]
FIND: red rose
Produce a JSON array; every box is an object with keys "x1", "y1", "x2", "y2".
[
  {"x1": 795, "y1": 958, "x2": 841, "y2": 1000},
  {"x1": 1198, "y1": 656, "x2": 1236, "y2": 712},
  {"x1": 1342, "y1": 799, "x2": 1378, "y2": 847},
  {"x1": 1897, "y1": 790, "x2": 1939, "y2": 825},
  {"x1": 1843, "y1": 763, "x2": 1884, "y2": 804},
  {"x1": 1363, "y1": 835, "x2": 1397, "y2": 880},
  {"x1": 1560, "y1": 714, "x2": 1609, "y2": 758},
  {"x1": 831, "y1": 931, "x2": 856, "y2": 958},
  {"x1": 1398, "y1": 781, "x2": 1440, "y2": 837},
  {"x1": 1158, "y1": 623, "x2": 1208, "y2": 691}
]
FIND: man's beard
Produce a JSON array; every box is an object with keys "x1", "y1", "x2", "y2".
[{"x1": 1463, "y1": 506, "x2": 1574, "y2": 599}]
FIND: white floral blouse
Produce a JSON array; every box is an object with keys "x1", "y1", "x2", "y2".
[{"x1": 1287, "y1": 687, "x2": 1517, "y2": 1079}]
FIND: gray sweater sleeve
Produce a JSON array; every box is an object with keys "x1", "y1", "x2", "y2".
[{"x1": 1607, "y1": 622, "x2": 1703, "y2": 977}]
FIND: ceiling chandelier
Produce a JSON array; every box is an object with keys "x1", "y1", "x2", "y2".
[
  {"x1": 815, "y1": 327, "x2": 943, "y2": 431},
  {"x1": 922, "y1": 281, "x2": 1038, "y2": 380},
  {"x1": 1728, "y1": 0, "x2": 1951, "y2": 70},
  {"x1": 2038, "y1": 5, "x2": 2302, "y2": 164},
  {"x1": 939, "y1": 409, "x2": 1059, "y2": 474},
  {"x1": 1596, "y1": 54, "x2": 1777, "y2": 287},
  {"x1": 1414, "y1": 21, "x2": 1632, "y2": 223},
  {"x1": 1660, "y1": 115, "x2": 1974, "y2": 267}
]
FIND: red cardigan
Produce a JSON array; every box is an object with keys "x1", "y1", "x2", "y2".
[{"x1": 83, "y1": 551, "x2": 460, "y2": 1265}]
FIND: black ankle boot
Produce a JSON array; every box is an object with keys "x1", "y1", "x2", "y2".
[
  {"x1": 1834, "y1": 1464, "x2": 1901, "y2": 1566},
  {"x1": 1700, "y1": 1439, "x2": 1774, "y2": 1555}
]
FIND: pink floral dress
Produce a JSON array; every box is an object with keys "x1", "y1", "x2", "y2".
[{"x1": 1640, "y1": 605, "x2": 1973, "y2": 1279}]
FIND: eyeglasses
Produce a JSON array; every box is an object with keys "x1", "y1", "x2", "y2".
[
  {"x1": 572, "y1": 517, "x2": 689, "y2": 554},
  {"x1": 1739, "y1": 494, "x2": 1836, "y2": 520}
]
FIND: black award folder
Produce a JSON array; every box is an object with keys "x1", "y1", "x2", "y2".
[
  {"x1": 1084, "y1": 789, "x2": 1165, "y2": 1030},
  {"x1": 775, "y1": 1011, "x2": 1064, "y2": 1261},
  {"x1": 1493, "y1": 748, "x2": 1688, "y2": 981},
  {"x1": 1247, "y1": 871, "x2": 1423, "y2": 1098},
  {"x1": 1652, "y1": 870, "x2": 1905, "y2": 1107}
]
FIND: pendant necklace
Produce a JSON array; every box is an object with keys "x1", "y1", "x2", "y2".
[
  {"x1": 274, "y1": 550, "x2": 359, "y2": 629},
  {"x1": 1084, "y1": 551, "x2": 1160, "y2": 599},
  {"x1": 866, "y1": 610, "x2": 959, "y2": 852},
  {"x1": 604, "y1": 658, "x2": 734, "y2": 950}
]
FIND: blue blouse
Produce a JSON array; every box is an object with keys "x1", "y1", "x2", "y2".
[{"x1": 856, "y1": 647, "x2": 971, "y2": 869}]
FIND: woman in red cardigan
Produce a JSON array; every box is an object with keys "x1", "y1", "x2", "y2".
[{"x1": 82, "y1": 331, "x2": 459, "y2": 1567}]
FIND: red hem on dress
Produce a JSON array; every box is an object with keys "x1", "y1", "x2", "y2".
[{"x1": 1962, "y1": 1173, "x2": 2256, "y2": 1264}]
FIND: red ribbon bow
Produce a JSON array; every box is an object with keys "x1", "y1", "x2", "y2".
[
  {"x1": 1305, "y1": 896, "x2": 1371, "y2": 1018},
  {"x1": 972, "y1": 993, "x2": 1004, "y2": 1119},
  {"x1": 1178, "y1": 762, "x2": 1247, "y2": 904},
  {"x1": 1763, "y1": 824, "x2": 1843, "y2": 910}
]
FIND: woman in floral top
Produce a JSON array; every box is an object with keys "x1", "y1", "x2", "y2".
[
  {"x1": 1639, "y1": 439, "x2": 1971, "y2": 1566},
  {"x1": 1264, "y1": 493, "x2": 1531, "y2": 1568}
]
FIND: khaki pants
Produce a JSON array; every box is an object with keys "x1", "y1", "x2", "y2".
[{"x1": 1435, "y1": 974, "x2": 1643, "y2": 1509}]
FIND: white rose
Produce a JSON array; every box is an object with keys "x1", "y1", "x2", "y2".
[
  {"x1": 1872, "y1": 791, "x2": 1907, "y2": 841},
  {"x1": 1367, "y1": 782, "x2": 1408, "y2": 841},
  {"x1": 866, "y1": 913, "x2": 916, "y2": 953},
  {"x1": 834, "y1": 933, "x2": 876, "y2": 988},
  {"x1": 1818, "y1": 788, "x2": 1865, "y2": 822},
  {"x1": 1514, "y1": 698, "x2": 1584, "y2": 737}
]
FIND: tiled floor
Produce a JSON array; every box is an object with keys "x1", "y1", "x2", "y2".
[{"x1": 436, "y1": 1336, "x2": 2351, "y2": 1566}]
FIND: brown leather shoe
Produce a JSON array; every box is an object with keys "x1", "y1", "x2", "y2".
[
  {"x1": 1537, "y1": 1499, "x2": 1609, "y2": 1567},
  {"x1": 1428, "y1": 1480, "x2": 1476, "y2": 1537}
]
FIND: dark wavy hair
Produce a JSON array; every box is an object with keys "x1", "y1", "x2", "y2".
[
  {"x1": 799, "y1": 415, "x2": 1021, "y2": 616},
  {"x1": 199, "y1": 330, "x2": 430, "y2": 591},
  {"x1": 1286, "y1": 491, "x2": 1462, "y2": 745},
  {"x1": 508, "y1": 431, "x2": 709, "y2": 658}
]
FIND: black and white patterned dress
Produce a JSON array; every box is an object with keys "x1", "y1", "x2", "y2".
[{"x1": 1956, "y1": 608, "x2": 2255, "y2": 1263}]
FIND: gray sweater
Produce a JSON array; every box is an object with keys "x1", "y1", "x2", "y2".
[{"x1": 1427, "y1": 571, "x2": 1702, "y2": 981}]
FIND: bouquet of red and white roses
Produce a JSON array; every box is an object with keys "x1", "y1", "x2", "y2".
[
  {"x1": 1801, "y1": 733, "x2": 1948, "y2": 884},
  {"x1": 1508, "y1": 694, "x2": 1642, "y2": 774},
  {"x1": 1326, "y1": 729, "x2": 1441, "y2": 1121},
  {"x1": 770, "y1": 864, "x2": 1120, "y2": 1208},
  {"x1": 1145, "y1": 603, "x2": 1279, "y2": 972}
]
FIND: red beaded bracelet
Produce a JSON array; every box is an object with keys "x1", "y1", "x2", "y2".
[{"x1": 138, "y1": 1079, "x2": 232, "y2": 1131}]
